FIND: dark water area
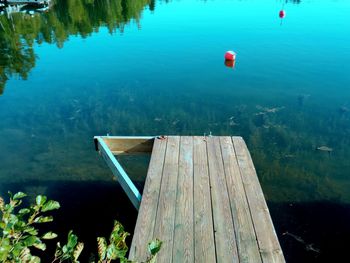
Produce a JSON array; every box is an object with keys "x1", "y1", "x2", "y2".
[
  {"x1": 271, "y1": 201, "x2": 350, "y2": 262},
  {"x1": 0, "y1": 0, "x2": 350, "y2": 261}
]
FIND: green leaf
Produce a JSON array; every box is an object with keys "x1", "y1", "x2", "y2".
[
  {"x1": 24, "y1": 236, "x2": 39, "y2": 246},
  {"x1": 148, "y1": 239, "x2": 162, "y2": 256},
  {"x1": 36, "y1": 195, "x2": 47, "y2": 207},
  {"x1": 97, "y1": 237, "x2": 107, "y2": 260},
  {"x1": 19, "y1": 208, "x2": 31, "y2": 215},
  {"x1": 1, "y1": 238, "x2": 10, "y2": 246},
  {"x1": 33, "y1": 242, "x2": 46, "y2": 251},
  {"x1": 0, "y1": 197, "x2": 4, "y2": 210},
  {"x1": 106, "y1": 245, "x2": 119, "y2": 260},
  {"x1": 0, "y1": 249, "x2": 9, "y2": 261},
  {"x1": 111, "y1": 221, "x2": 124, "y2": 237},
  {"x1": 41, "y1": 200, "x2": 60, "y2": 212},
  {"x1": 10, "y1": 198, "x2": 22, "y2": 208},
  {"x1": 12, "y1": 242, "x2": 24, "y2": 256},
  {"x1": 24, "y1": 226, "x2": 39, "y2": 236},
  {"x1": 113, "y1": 243, "x2": 128, "y2": 259},
  {"x1": 146, "y1": 256, "x2": 157, "y2": 263},
  {"x1": 67, "y1": 230, "x2": 78, "y2": 249},
  {"x1": 7, "y1": 213, "x2": 19, "y2": 225},
  {"x1": 13, "y1": 192, "x2": 27, "y2": 200},
  {"x1": 29, "y1": 255, "x2": 41, "y2": 263},
  {"x1": 54, "y1": 242, "x2": 63, "y2": 258},
  {"x1": 34, "y1": 216, "x2": 53, "y2": 223},
  {"x1": 19, "y1": 247, "x2": 31, "y2": 262},
  {"x1": 0, "y1": 240, "x2": 11, "y2": 260},
  {"x1": 14, "y1": 219, "x2": 26, "y2": 229},
  {"x1": 73, "y1": 242, "x2": 84, "y2": 261},
  {"x1": 42, "y1": 231, "x2": 58, "y2": 239},
  {"x1": 4, "y1": 203, "x2": 13, "y2": 212},
  {"x1": 62, "y1": 244, "x2": 68, "y2": 254}
]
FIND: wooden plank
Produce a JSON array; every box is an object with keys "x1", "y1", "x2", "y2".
[
  {"x1": 128, "y1": 137, "x2": 167, "y2": 261},
  {"x1": 102, "y1": 137, "x2": 154, "y2": 155},
  {"x1": 96, "y1": 137, "x2": 141, "y2": 210},
  {"x1": 153, "y1": 136, "x2": 180, "y2": 262},
  {"x1": 172, "y1": 136, "x2": 194, "y2": 262},
  {"x1": 193, "y1": 137, "x2": 216, "y2": 263},
  {"x1": 219, "y1": 137, "x2": 262, "y2": 263},
  {"x1": 232, "y1": 136, "x2": 285, "y2": 263},
  {"x1": 206, "y1": 137, "x2": 239, "y2": 263}
]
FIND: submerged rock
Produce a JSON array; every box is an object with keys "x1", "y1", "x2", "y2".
[
  {"x1": 229, "y1": 120, "x2": 238, "y2": 126},
  {"x1": 255, "y1": 105, "x2": 285, "y2": 115},
  {"x1": 297, "y1": 94, "x2": 310, "y2": 106},
  {"x1": 317, "y1": 146, "x2": 333, "y2": 152},
  {"x1": 339, "y1": 106, "x2": 349, "y2": 113}
]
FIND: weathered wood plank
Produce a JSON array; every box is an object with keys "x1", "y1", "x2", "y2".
[
  {"x1": 207, "y1": 137, "x2": 239, "y2": 263},
  {"x1": 153, "y1": 136, "x2": 180, "y2": 262},
  {"x1": 172, "y1": 136, "x2": 194, "y2": 263},
  {"x1": 128, "y1": 137, "x2": 167, "y2": 261},
  {"x1": 96, "y1": 137, "x2": 141, "y2": 210},
  {"x1": 102, "y1": 137, "x2": 154, "y2": 155},
  {"x1": 193, "y1": 137, "x2": 216, "y2": 263},
  {"x1": 118, "y1": 135, "x2": 285, "y2": 263},
  {"x1": 232, "y1": 136, "x2": 285, "y2": 263},
  {"x1": 219, "y1": 136, "x2": 262, "y2": 263}
]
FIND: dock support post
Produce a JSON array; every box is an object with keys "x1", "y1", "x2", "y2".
[{"x1": 94, "y1": 137, "x2": 142, "y2": 210}]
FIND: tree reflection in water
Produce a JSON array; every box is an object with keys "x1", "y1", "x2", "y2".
[{"x1": 0, "y1": 0, "x2": 151, "y2": 93}]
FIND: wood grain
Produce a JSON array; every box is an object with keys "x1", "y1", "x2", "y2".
[
  {"x1": 232, "y1": 136, "x2": 285, "y2": 263},
  {"x1": 172, "y1": 136, "x2": 194, "y2": 262},
  {"x1": 153, "y1": 136, "x2": 180, "y2": 262},
  {"x1": 124, "y1": 136, "x2": 285, "y2": 263},
  {"x1": 220, "y1": 136, "x2": 262, "y2": 263},
  {"x1": 207, "y1": 137, "x2": 239, "y2": 263},
  {"x1": 193, "y1": 136, "x2": 216, "y2": 263},
  {"x1": 128, "y1": 137, "x2": 167, "y2": 261},
  {"x1": 103, "y1": 137, "x2": 154, "y2": 155}
]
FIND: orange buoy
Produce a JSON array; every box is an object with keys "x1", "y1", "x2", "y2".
[
  {"x1": 225, "y1": 51, "x2": 236, "y2": 61},
  {"x1": 279, "y1": 10, "x2": 286, "y2": 18}
]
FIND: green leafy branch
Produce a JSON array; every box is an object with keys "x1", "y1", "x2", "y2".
[
  {"x1": 96, "y1": 221, "x2": 162, "y2": 263},
  {"x1": 0, "y1": 192, "x2": 60, "y2": 262},
  {"x1": 0, "y1": 192, "x2": 162, "y2": 263},
  {"x1": 52, "y1": 231, "x2": 84, "y2": 263}
]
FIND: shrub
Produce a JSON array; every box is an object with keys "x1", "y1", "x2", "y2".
[{"x1": 0, "y1": 192, "x2": 161, "y2": 263}]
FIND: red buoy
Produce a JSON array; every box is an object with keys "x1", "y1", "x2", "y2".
[
  {"x1": 279, "y1": 10, "x2": 286, "y2": 18},
  {"x1": 225, "y1": 51, "x2": 236, "y2": 61},
  {"x1": 224, "y1": 59, "x2": 236, "y2": 69}
]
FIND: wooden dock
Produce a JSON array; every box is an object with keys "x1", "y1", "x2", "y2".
[{"x1": 94, "y1": 136, "x2": 285, "y2": 263}]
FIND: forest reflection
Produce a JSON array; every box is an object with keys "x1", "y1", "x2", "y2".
[
  {"x1": 0, "y1": 0, "x2": 153, "y2": 94},
  {"x1": 0, "y1": 0, "x2": 305, "y2": 94}
]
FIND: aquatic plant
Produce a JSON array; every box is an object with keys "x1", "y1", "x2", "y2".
[{"x1": 0, "y1": 192, "x2": 161, "y2": 263}]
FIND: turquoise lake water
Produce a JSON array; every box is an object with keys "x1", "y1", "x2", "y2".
[{"x1": 0, "y1": 0, "x2": 350, "y2": 261}]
